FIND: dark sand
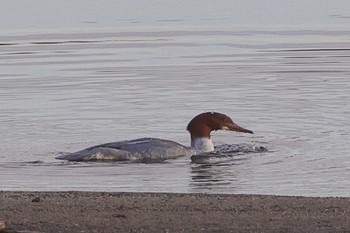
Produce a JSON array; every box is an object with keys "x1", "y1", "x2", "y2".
[{"x1": 1, "y1": 191, "x2": 350, "y2": 233}]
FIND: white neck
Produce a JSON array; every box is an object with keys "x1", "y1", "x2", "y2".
[{"x1": 191, "y1": 138, "x2": 214, "y2": 153}]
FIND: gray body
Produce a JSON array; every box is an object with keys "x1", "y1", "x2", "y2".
[{"x1": 56, "y1": 138, "x2": 196, "y2": 162}]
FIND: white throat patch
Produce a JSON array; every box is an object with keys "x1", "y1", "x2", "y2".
[{"x1": 191, "y1": 138, "x2": 214, "y2": 153}]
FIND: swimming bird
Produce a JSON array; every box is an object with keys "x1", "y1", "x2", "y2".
[{"x1": 56, "y1": 112, "x2": 253, "y2": 162}]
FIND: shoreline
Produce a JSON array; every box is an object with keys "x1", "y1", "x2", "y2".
[{"x1": 1, "y1": 191, "x2": 350, "y2": 232}]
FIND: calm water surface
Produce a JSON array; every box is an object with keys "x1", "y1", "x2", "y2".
[{"x1": 1, "y1": 1, "x2": 350, "y2": 197}]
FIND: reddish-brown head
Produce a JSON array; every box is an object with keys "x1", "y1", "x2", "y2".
[{"x1": 186, "y1": 112, "x2": 253, "y2": 140}]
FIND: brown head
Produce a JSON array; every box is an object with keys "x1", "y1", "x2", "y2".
[{"x1": 186, "y1": 112, "x2": 253, "y2": 140}]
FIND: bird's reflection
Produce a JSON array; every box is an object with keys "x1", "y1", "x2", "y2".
[
  {"x1": 190, "y1": 155, "x2": 247, "y2": 191},
  {"x1": 189, "y1": 144, "x2": 267, "y2": 192}
]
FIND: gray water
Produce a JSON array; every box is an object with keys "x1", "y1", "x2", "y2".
[{"x1": 1, "y1": 1, "x2": 350, "y2": 197}]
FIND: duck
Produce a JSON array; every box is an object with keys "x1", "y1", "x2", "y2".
[{"x1": 56, "y1": 112, "x2": 253, "y2": 162}]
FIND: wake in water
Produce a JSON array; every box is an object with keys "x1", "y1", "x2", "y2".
[
  {"x1": 191, "y1": 143, "x2": 268, "y2": 164},
  {"x1": 56, "y1": 143, "x2": 268, "y2": 164}
]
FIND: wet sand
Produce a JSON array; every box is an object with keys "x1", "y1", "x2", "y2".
[{"x1": 0, "y1": 191, "x2": 349, "y2": 233}]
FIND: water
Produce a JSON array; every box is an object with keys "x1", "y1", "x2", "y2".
[{"x1": 1, "y1": 1, "x2": 350, "y2": 197}]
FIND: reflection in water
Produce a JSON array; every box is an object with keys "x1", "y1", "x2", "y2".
[
  {"x1": 190, "y1": 153, "x2": 250, "y2": 192},
  {"x1": 189, "y1": 143, "x2": 269, "y2": 192}
]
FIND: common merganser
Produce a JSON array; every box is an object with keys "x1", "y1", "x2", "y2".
[{"x1": 56, "y1": 112, "x2": 253, "y2": 162}]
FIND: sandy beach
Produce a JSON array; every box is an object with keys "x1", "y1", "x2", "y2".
[{"x1": 0, "y1": 191, "x2": 349, "y2": 233}]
